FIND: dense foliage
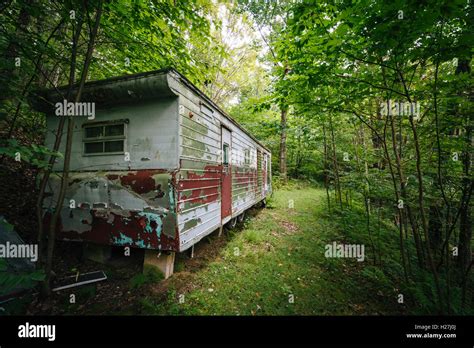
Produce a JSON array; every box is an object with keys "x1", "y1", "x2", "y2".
[{"x1": 0, "y1": 0, "x2": 471, "y2": 313}]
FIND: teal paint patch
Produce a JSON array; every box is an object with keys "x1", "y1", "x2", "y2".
[
  {"x1": 112, "y1": 232, "x2": 134, "y2": 246},
  {"x1": 137, "y1": 212, "x2": 163, "y2": 238},
  {"x1": 135, "y1": 240, "x2": 146, "y2": 248}
]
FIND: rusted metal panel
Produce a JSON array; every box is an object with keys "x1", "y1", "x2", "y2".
[
  {"x1": 42, "y1": 170, "x2": 179, "y2": 251},
  {"x1": 175, "y1": 92, "x2": 223, "y2": 251}
]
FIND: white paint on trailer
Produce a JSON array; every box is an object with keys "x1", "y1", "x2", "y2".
[{"x1": 45, "y1": 99, "x2": 180, "y2": 172}]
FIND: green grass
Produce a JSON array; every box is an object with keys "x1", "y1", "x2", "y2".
[
  {"x1": 129, "y1": 267, "x2": 164, "y2": 290},
  {"x1": 43, "y1": 183, "x2": 470, "y2": 315},
  {"x1": 140, "y1": 185, "x2": 407, "y2": 315}
]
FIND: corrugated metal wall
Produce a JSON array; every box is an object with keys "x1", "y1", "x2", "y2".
[
  {"x1": 231, "y1": 131, "x2": 258, "y2": 215},
  {"x1": 168, "y1": 72, "x2": 271, "y2": 252},
  {"x1": 174, "y1": 86, "x2": 222, "y2": 251}
]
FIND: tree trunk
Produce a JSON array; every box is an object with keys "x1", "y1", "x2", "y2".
[
  {"x1": 279, "y1": 105, "x2": 288, "y2": 183},
  {"x1": 36, "y1": 16, "x2": 85, "y2": 268},
  {"x1": 42, "y1": 1, "x2": 103, "y2": 296}
]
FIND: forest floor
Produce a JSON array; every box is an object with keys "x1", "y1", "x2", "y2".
[{"x1": 22, "y1": 182, "x2": 410, "y2": 315}]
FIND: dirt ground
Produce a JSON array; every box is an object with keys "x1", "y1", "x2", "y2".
[{"x1": 25, "y1": 210, "x2": 257, "y2": 315}]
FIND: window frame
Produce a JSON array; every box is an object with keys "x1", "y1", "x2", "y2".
[
  {"x1": 244, "y1": 148, "x2": 251, "y2": 165},
  {"x1": 223, "y1": 143, "x2": 230, "y2": 165},
  {"x1": 82, "y1": 120, "x2": 127, "y2": 156}
]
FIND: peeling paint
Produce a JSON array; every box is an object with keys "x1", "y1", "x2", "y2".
[
  {"x1": 113, "y1": 232, "x2": 134, "y2": 246},
  {"x1": 43, "y1": 170, "x2": 180, "y2": 251},
  {"x1": 137, "y1": 211, "x2": 163, "y2": 238}
]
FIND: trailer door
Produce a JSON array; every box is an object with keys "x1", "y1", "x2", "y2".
[{"x1": 221, "y1": 126, "x2": 232, "y2": 219}]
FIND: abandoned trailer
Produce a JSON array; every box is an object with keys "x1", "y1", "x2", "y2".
[{"x1": 32, "y1": 68, "x2": 272, "y2": 278}]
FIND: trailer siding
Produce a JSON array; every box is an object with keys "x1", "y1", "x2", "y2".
[
  {"x1": 168, "y1": 73, "x2": 271, "y2": 251},
  {"x1": 171, "y1": 77, "x2": 223, "y2": 251},
  {"x1": 231, "y1": 130, "x2": 258, "y2": 215}
]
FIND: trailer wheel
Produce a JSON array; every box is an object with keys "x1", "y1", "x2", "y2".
[
  {"x1": 237, "y1": 211, "x2": 245, "y2": 223},
  {"x1": 261, "y1": 198, "x2": 267, "y2": 208}
]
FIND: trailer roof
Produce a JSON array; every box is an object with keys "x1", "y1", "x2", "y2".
[{"x1": 31, "y1": 68, "x2": 270, "y2": 153}]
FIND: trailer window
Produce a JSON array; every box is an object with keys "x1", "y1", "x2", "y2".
[
  {"x1": 83, "y1": 122, "x2": 125, "y2": 155},
  {"x1": 223, "y1": 143, "x2": 229, "y2": 165}
]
